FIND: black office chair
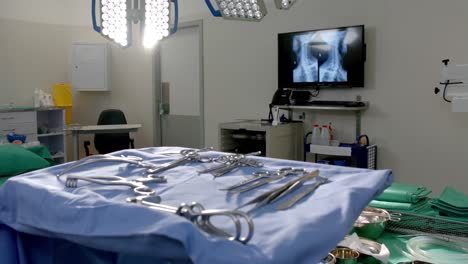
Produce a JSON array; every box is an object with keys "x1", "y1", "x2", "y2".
[{"x1": 84, "y1": 109, "x2": 135, "y2": 156}]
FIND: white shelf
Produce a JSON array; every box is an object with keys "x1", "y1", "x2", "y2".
[
  {"x1": 274, "y1": 102, "x2": 369, "y2": 112},
  {"x1": 37, "y1": 132, "x2": 64, "y2": 138},
  {"x1": 309, "y1": 144, "x2": 352, "y2": 157},
  {"x1": 52, "y1": 154, "x2": 65, "y2": 159},
  {"x1": 220, "y1": 121, "x2": 304, "y2": 161},
  {"x1": 36, "y1": 109, "x2": 66, "y2": 164}
]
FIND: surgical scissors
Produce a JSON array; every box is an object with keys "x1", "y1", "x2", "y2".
[
  {"x1": 229, "y1": 167, "x2": 306, "y2": 193},
  {"x1": 57, "y1": 155, "x2": 159, "y2": 178},
  {"x1": 237, "y1": 170, "x2": 319, "y2": 213},
  {"x1": 65, "y1": 175, "x2": 167, "y2": 196},
  {"x1": 127, "y1": 195, "x2": 254, "y2": 244},
  {"x1": 146, "y1": 148, "x2": 213, "y2": 174}
]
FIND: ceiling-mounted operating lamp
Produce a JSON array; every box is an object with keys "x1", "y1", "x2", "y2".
[
  {"x1": 274, "y1": 0, "x2": 296, "y2": 10},
  {"x1": 205, "y1": 0, "x2": 268, "y2": 21},
  {"x1": 204, "y1": 0, "x2": 298, "y2": 22},
  {"x1": 92, "y1": 0, "x2": 179, "y2": 49}
]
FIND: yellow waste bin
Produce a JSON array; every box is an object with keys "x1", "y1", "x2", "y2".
[{"x1": 53, "y1": 84, "x2": 73, "y2": 124}]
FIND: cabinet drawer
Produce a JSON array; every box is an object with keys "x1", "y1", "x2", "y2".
[
  {"x1": 0, "y1": 122, "x2": 36, "y2": 135},
  {"x1": 0, "y1": 112, "x2": 35, "y2": 124},
  {"x1": 13, "y1": 122, "x2": 37, "y2": 135}
]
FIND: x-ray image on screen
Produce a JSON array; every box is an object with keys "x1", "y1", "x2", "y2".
[{"x1": 292, "y1": 29, "x2": 350, "y2": 83}]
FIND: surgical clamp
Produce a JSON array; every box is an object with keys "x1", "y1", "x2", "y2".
[
  {"x1": 198, "y1": 152, "x2": 262, "y2": 175},
  {"x1": 212, "y1": 158, "x2": 263, "y2": 177},
  {"x1": 64, "y1": 175, "x2": 167, "y2": 196},
  {"x1": 229, "y1": 167, "x2": 306, "y2": 193},
  {"x1": 57, "y1": 155, "x2": 159, "y2": 178},
  {"x1": 237, "y1": 170, "x2": 319, "y2": 213},
  {"x1": 146, "y1": 148, "x2": 213, "y2": 174},
  {"x1": 127, "y1": 195, "x2": 254, "y2": 244}
]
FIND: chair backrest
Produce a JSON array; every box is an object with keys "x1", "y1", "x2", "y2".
[{"x1": 94, "y1": 109, "x2": 131, "y2": 154}]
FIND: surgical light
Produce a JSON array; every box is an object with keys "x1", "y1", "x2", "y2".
[
  {"x1": 92, "y1": 0, "x2": 179, "y2": 48},
  {"x1": 274, "y1": 0, "x2": 296, "y2": 10},
  {"x1": 143, "y1": 0, "x2": 172, "y2": 49},
  {"x1": 205, "y1": 0, "x2": 268, "y2": 22}
]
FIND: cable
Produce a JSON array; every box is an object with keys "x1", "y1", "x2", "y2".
[
  {"x1": 267, "y1": 104, "x2": 273, "y2": 122},
  {"x1": 440, "y1": 81, "x2": 464, "y2": 103},
  {"x1": 442, "y1": 81, "x2": 452, "y2": 103}
]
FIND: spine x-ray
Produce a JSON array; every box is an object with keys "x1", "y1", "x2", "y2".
[{"x1": 292, "y1": 29, "x2": 350, "y2": 83}]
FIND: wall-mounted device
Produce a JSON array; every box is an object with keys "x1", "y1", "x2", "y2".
[
  {"x1": 278, "y1": 25, "x2": 366, "y2": 89},
  {"x1": 434, "y1": 59, "x2": 468, "y2": 112}
]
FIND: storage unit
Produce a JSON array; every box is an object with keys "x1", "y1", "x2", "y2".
[
  {"x1": 36, "y1": 108, "x2": 67, "y2": 163},
  {"x1": 71, "y1": 43, "x2": 110, "y2": 92},
  {"x1": 0, "y1": 110, "x2": 37, "y2": 142},
  {"x1": 308, "y1": 144, "x2": 377, "y2": 169},
  {"x1": 0, "y1": 108, "x2": 67, "y2": 164},
  {"x1": 275, "y1": 102, "x2": 378, "y2": 169},
  {"x1": 219, "y1": 121, "x2": 303, "y2": 161}
]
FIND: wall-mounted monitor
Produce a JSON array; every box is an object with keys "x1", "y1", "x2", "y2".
[{"x1": 278, "y1": 25, "x2": 366, "y2": 89}]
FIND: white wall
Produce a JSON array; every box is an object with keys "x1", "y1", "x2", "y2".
[
  {"x1": 0, "y1": 18, "x2": 155, "y2": 158},
  {"x1": 180, "y1": 0, "x2": 468, "y2": 193},
  {"x1": 0, "y1": 0, "x2": 90, "y2": 26},
  {"x1": 1, "y1": 0, "x2": 467, "y2": 193}
]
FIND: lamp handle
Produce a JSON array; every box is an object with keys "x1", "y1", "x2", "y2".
[
  {"x1": 170, "y1": 0, "x2": 179, "y2": 34},
  {"x1": 91, "y1": 0, "x2": 102, "y2": 33},
  {"x1": 204, "y1": 0, "x2": 222, "y2": 17}
]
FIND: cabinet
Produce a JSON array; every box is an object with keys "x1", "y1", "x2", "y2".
[
  {"x1": 219, "y1": 121, "x2": 303, "y2": 161},
  {"x1": 71, "y1": 43, "x2": 110, "y2": 92},
  {"x1": 0, "y1": 108, "x2": 66, "y2": 164},
  {"x1": 0, "y1": 111, "x2": 37, "y2": 142}
]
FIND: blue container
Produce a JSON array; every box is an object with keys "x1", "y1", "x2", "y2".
[{"x1": 7, "y1": 133, "x2": 27, "y2": 143}]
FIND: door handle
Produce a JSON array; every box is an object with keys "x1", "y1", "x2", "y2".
[
  {"x1": 160, "y1": 82, "x2": 170, "y2": 116},
  {"x1": 159, "y1": 103, "x2": 169, "y2": 116}
]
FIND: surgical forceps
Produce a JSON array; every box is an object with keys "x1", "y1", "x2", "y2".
[
  {"x1": 219, "y1": 171, "x2": 273, "y2": 191},
  {"x1": 237, "y1": 170, "x2": 319, "y2": 213},
  {"x1": 127, "y1": 195, "x2": 254, "y2": 244},
  {"x1": 277, "y1": 176, "x2": 329, "y2": 210},
  {"x1": 229, "y1": 167, "x2": 306, "y2": 193},
  {"x1": 146, "y1": 148, "x2": 213, "y2": 174},
  {"x1": 57, "y1": 155, "x2": 159, "y2": 178},
  {"x1": 65, "y1": 175, "x2": 167, "y2": 196}
]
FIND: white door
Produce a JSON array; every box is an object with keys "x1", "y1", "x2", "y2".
[{"x1": 158, "y1": 22, "x2": 204, "y2": 148}]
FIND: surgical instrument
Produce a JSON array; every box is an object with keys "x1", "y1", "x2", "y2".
[
  {"x1": 229, "y1": 167, "x2": 306, "y2": 193},
  {"x1": 277, "y1": 176, "x2": 329, "y2": 210},
  {"x1": 198, "y1": 151, "x2": 262, "y2": 175},
  {"x1": 237, "y1": 170, "x2": 319, "y2": 213},
  {"x1": 219, "y1": 171, "x2": 273, "y2": 191},
  {"x1": 65, "y1": 175, "x2": 167, "y2": 196},
  {"x1": 127, "y1": 195, "x2": 254, "y2": 244},
  {"x1": 57, "y1": 154, "x2": 159, "y2": 178},
  {"x1": 212, "y1": 158, "x2": 263, "y2": 178},
  {"x1": 147, "y1": 148, "x2": 213, "y2": 174}
]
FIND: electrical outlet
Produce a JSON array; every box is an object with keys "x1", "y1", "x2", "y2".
[{"x1": 292, "y1": 112, "x2": 305, "y2": 120}]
